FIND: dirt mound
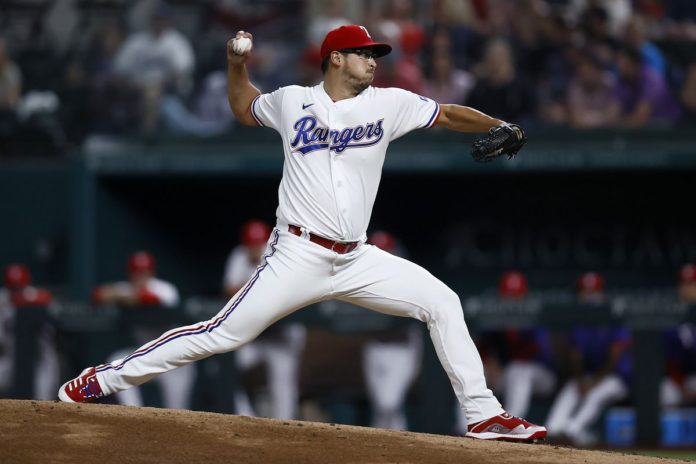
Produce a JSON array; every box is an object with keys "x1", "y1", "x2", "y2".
[{"x1": 0, "y1": 400, "x2": 685, "y2": 464}]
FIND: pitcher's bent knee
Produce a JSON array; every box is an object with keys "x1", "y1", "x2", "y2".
[{"x1": 427, "y1": 288, "x2": 463, "y2": 324}]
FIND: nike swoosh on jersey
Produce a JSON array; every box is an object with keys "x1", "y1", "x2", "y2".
[{"x1": 302, "y1": 103, "x2": 314, "y2": 110}]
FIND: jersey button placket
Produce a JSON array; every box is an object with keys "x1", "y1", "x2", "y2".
[
  {"x1": 334, "y1": 163, "x2": 347, "y2": 237},
  {"x1": 329, "y1": 111, "x2": 350, "y2": 239},
  {"x1": 332, "y1": 155, "x2": 350, "y2": 238}
]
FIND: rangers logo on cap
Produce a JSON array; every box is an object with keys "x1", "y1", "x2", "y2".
[{"x1": 320, "y1": 24, "x2": 392, "y2": 60}]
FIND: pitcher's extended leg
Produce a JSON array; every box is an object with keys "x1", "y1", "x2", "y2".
[{"x1": 60, "y1": 229, "x2": 330, "y2": 402}]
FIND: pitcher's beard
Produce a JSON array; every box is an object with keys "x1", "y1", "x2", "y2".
[
  {"x1": 344, "y1": 71, "x2": 374, "y2": 96},
  {"x1": 352, "y1": 80, "x2": 371, "y2": 94}
]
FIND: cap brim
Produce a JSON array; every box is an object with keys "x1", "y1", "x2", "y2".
[
  {"x1": 369, "y1": 43, "x2": 392, "y2": 58},
  {"x1": 341, "y1": 42, "x2": 392, "y2": 58}
]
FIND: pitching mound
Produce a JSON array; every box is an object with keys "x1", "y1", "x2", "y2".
[{"x1": 0, "y1": 400, "x2": 685, "y2": 464}]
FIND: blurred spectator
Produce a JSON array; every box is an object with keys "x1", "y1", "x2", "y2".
[
  {"x1": 422, "y1": 29, "x2": 475, "y2": 104},
  {"x1": 662, "y1": 324, "x2": 696, "y2": 408},
  {"x1": 368, "y1": 12, "x2": 425, "y2": 95},
  {"x1": 498, "y1": 270, "x2": 529, "y2": 300},
  {"x1": 0, "y1": 263, "x2": 58, "y2": 400},
  {"x1": 0, "y1": 263, "x2": 52, "y2": 307},
  {"x1": 223, "y1": 220, "x2": 272, "y2": 299},
  {"x1": 56, "y1": 59, "x2": 92, "y2": 149},
  {"x1": 93, "y1": 251, "x2": 178, "y2": 307},
  {"x1": 575, "y1": 5, "x2": 623, "y2": 70},
  {"x1": 299, "y1": 45, "x2": 323, "y2": 86},
  {"x1": 373, "y1": 0, "x2": 426, "y2": 58},
  {"x1": 531, "y1": 13, "x2": 577, "y2": 127},
  {"x1": 635, "y1": 0, "x2": 665, "y2": 19},
  {"x1": 563, "y1": 50, "x2": 620, "y2": 128},
  {"x1": 362, "y1": 230, "x2": 422, "y2": 430},
  {"x1": 85, "y1": 25, "x2": 126, "y2": 86},
  {"x1": 371, "y1": 45, "x2": 425, "y2": 94},
  {"x1": 114, "y1": 2, "x2": 195, "y2": 134},
  {"x1": 522, "y1": 9, "x2": 576, "y2": 82},
  {"x1": 308, "y1": 0, "x2": 351, "y2": 46},
  {"x1": 623, "y1": 15, "x2": 667, "y2": 76},
  {"x1": 666, "y1": 0, "x2": 696, "y2": 21},
  {"x1": 0, "y1": 36, "x2": 21, "y2": 156},
  {"x1": 664, "y1": 0, "x2": 696, "y2": 40},
  {"x1": 679, "y1": 62, "x2": 696, "y2": 125},
  {"x1": 424, "y1": 52, "x2": 474, "y2": 104},
  {"x1": 576, "y1": 271, "x2": 607, "y2": 304},
  {"x1": 496, "y1": 272, "x2": 556, "y2": 419},
  {"x1": 160, "y1": 70, "x2": 235, "y2": 136},
  {"x1": 93, "y1": 251, "x2": 195, "y2": 409},
  {"x1": 465, "y1": 38, "x2": 536, "y2": 124},
  {"x1": 546, "y1": 272, "x2": 632, "y2": 446},
  {"x1": 661, "y1": 264, "x2": 696, "y2": 408},
  {"x1": 575, "y1": 2, "x2": 631, "y2": 40},
  {"x1": 14, "y1": 17, "x2": 58, "y2": 93},
  {"x1": 224, "y1": 220, "x2": 306, "y2": 420},
  {"x1": 0, "y1": 37, "x2": 22, "y2": 156},
  {"x1": 427, "y1": 27, "x2": 453, "y2": 59},
  {"x1": 430, "y1": 0, "x2": 485, "y2": 69},
  {"x1": 0, "y1": 37, "x2": 21, "y2": 112},
  {"x1": 7, "y1": 14, "x2": 66, "y2": 156},
  {"x1": 545, "y1": 327, "x2": 632, "y2": 446},
  {"x1": 430, "y1": 0, "x2": 482, "y2": 33},
  {"x1": 84, "y1": 24, "x2": 142, "y2": 136},
  {"x1": 677, "y1": 263, "x2": 696, "y2": 306},
  {"x1": 613, "y1": 45, "x2": 681, "y2": 128}
]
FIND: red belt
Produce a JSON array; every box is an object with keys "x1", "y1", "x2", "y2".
[{"x1": 288, "y1": 225, "x2": 360, "y2": 254}]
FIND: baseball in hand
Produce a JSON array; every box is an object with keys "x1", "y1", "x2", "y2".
[{"x1": 233, "y1": 36, "x2": 252, "y2": 55}]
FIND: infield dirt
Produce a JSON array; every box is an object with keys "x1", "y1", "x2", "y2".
[{"x1": 0, "y1": 400, "x2": 687, "y2": 463}]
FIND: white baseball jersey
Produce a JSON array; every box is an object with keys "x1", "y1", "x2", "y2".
[{"x1": 251, "y1": 83, "x2": 440, "y2": 241}]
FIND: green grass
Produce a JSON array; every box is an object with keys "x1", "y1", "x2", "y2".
[{"x1": 626, "y1": 450, "x2": 696, "y2": 461}]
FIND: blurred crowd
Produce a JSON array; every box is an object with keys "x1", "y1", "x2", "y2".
[{"x1": 1, "y1": 0, "x2": 696, "y2": 157}]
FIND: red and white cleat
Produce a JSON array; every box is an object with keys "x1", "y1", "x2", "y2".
[
  {"x1": 58, "y1": 367, "x2": 105, "y2": 403},
  {"x1": 466, "y1": 412, "x2": 547, "y2": 442}
]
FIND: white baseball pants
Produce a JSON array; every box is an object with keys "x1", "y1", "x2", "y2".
[
  {"x1": 95, "y1": 225, "x2": 503, "y2": 423},
  {"x1": 108, "y1": 347, "x2": 196, "y2": 409}
]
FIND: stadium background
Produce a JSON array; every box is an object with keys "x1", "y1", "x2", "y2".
[{"x1": 1, "y1": 0, "x2": 696, "y2": 458}]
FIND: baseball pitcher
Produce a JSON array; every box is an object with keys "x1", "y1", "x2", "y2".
[{"x1": 59, "y1": 25, "x2": 540, "y2": 441}]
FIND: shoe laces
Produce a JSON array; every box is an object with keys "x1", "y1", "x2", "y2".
[
  {"x1": 67, "y1": 371, "x2": 100, "y2": 397},
  {"x1": 79, "y1": 381, "x2": 101, "y2": 399}
]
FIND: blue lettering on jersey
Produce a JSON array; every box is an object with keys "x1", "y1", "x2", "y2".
[{"x1": 290, "y1": 116, "x2": 384, "y2": 155}]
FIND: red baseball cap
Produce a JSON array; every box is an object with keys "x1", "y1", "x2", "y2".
[
  {"x1": 128, "y1": 251, "x2": 156, "y2": 274},
  {"x1": 241, "y1": 220, "x2": 271, "y2": 247},
  {"x1": 577, "y1": 272, "x2": 605, "y2": 293},
  {"x1": 320, "y1": 25, "x2": 392, "y2": 61},
  {"x1": 498, "y1": 271, "x2": 528, "y2": 299},
  {"x1": 368, "y1": 231, "x2": 396, "y2": 252},
  {"x1": 679, "y1": 263, "x2": 696, "y2": 283},
  {"x1": 4, "y1": 263, "x2": 31, "y2": 289}
]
